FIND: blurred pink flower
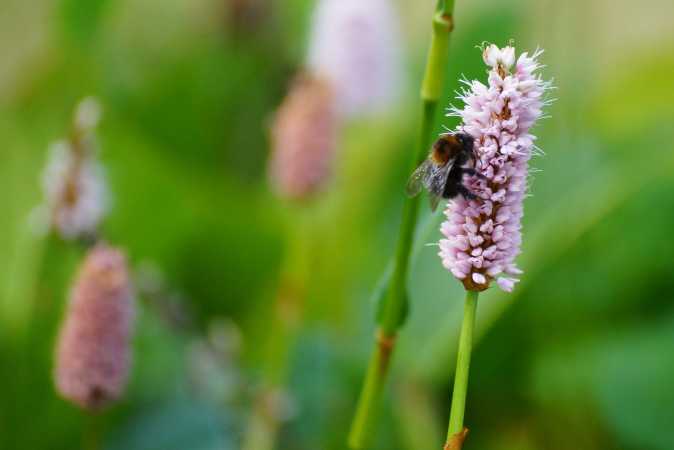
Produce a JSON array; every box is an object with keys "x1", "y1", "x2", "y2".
[
  {"x1": 54, "y1": 243, "x2": 134, "y2": 411},
  {"x1": 307, "y1": 0, "x2": 402, "y2": 117},
  {"x1": 42, "y1": 98, "x2": 109, "y2": 240},
  {"x1": 439, "y1": 44, "x2": 551, "y2": 292},
  {"x1": 268, "y1": 73, "x2": 339, "y2": 201}
]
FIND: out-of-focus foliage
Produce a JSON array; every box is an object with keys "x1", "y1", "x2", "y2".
[{"x1": 1, "y1": 0, "x2": 673, "y2": 449}]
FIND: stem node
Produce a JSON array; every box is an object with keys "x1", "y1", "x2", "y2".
[
  {"x1": 443, "y1": 427, "x2": 469, "y2": 450},
  {"x1": 376, "y1": 330, "x2": 396, "y2": 372},
  {"x1": 433, "y1": 11, "x2": 454, "y2": 32}
]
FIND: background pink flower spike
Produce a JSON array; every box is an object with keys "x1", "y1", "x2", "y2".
[{"x1": 54, "y1": 244, "x2": 135, "y2": 411}]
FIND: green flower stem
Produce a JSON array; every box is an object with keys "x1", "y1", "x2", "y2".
[
  {"x1": 348, "y1": 1, "x2": 457, "y2": 448},
  {"x1": 242, "y1": 211, "x2": 311, "y2": 450},
  {"x1": 347, "y1": 330, "x2": 395, "y2": 449},
  {"x1": 445, "y1": 290, "x2": 478, "y2": 449},
  {"x1": 422, "y1": 2, "x2": 455, "y2": 103},
  {"x1": 380, "y1": 100, "x2": 435, "y2": 334},
  {"x1": 83, "y1": 412, "x2": 101, "y2": 450}
]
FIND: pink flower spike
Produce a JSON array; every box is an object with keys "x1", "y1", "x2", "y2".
[
  {"x1": 438, "y1": 44, "x2": 550, "y2": 292},
  {"x1": 307, "y1": 0, "x2": 401, "y2": 118},
  {"x1": 54, "y1": 244, "x2": 135, "y2": 411},
  {"x1": 268, "y1": 74, "x2": 339, "y2": 201}
]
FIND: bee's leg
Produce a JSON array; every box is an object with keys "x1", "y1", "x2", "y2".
[
  {"x1": 461, "y1": 168, "x2": 487, "y2": 180},
  {"x1": 458, "y1": 185, "x2": 479, "y2": 200}
]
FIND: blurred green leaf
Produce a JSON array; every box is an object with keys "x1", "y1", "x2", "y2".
[
  {"x1": 532, "y1": 316, "x2": 674, "y2": 450},
  {"x1": 593, "y1": 318, "x2": 674, "y2": 450},
  {"x1": 590, "y1": 48, "x2": 674, "y2": 137},
  {"x1": 59, "y1": 0, "x2": 111, "y2": 46}
]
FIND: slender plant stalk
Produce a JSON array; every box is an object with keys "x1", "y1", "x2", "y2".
[
  {"x1": 242, "y1": 211, "x2": 311, "y2": 450},
  {"x1": 444, "y1": 290, "x2": 478, "y2": 450},
  {"x1": 348, "y1": 2, "x2": 457, "y2": 448},
  {"x1": 83, "y1": 412, "x2": 101, "y2": 450}
]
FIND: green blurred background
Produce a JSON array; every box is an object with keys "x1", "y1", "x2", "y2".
[{"x1": 2, "y1": 0, "x2": 674, "y2": 449}]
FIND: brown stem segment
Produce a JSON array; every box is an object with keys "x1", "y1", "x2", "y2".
[
  {"x1": 444, "y1": 427, "x2": 469, "y2": 450},
  {"x1": 376, "y1": 329, "x2": 396, "y2": 372}
]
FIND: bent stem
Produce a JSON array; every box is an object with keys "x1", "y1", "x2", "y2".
[
  {"x1": 348, "y1": 1, "x2": 457, "y2": 448},
  {"x1": 445, "y1": 290, "x2": 478, "y2": 450}
]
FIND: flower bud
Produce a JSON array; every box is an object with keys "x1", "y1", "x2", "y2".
[{"x1": 482, "y1": 44, "x2": 516, "y2": 71}]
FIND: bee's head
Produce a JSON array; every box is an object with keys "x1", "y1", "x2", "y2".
[{"x1": 455, "y1": 133, "x2": 475, "y2": 152}]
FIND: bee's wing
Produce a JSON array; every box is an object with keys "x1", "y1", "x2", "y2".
[
  {"x1": 428, "y1": 192, "x2": 442, "y2": 212},
  {"x1": 428, "y1": 161, "x2": 454, "y2": 212},
  {"x1": 405, "y1": 159, "x2": 433, "y2": 197}
]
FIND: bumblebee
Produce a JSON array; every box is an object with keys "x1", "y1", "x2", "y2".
[{"x1": 406, "y1": 132, "x2": 483, "y2": 211}]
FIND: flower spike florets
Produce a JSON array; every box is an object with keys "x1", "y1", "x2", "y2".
[{"x1": 439, "y1": 44, "x2": 551, "y2": 292}]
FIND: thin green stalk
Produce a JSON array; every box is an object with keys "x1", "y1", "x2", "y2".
[
  {"x1": 445, "y1": 290, "x2": 478, "y2": 450},
  {"x1": 380, "y1": 100, "x2": 435, "y2": 334},
  {"x1": 83, "y1": 412, "x2": 101, "y2": 450},
  {"x1": 347, "y1": 331, "x2": 396, "y2": 449},
  {"x1": 348, "y1": 2, "x2": 457, "y2": 448},
  {"x1": 422, "y1": 2, "x2": 455, "y2": 103},
  {"x1": 242, "y1": 211, "x2": 311, "y2": 450}
]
